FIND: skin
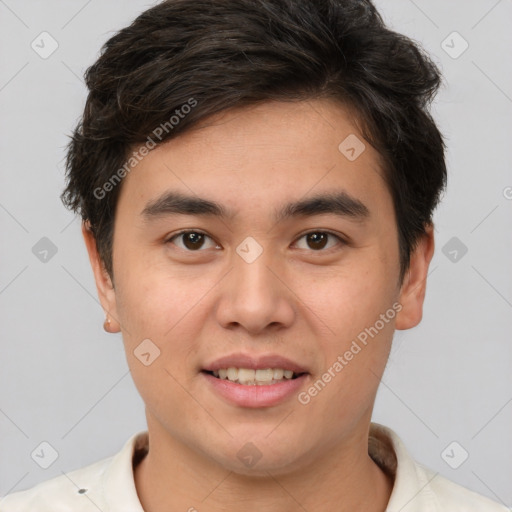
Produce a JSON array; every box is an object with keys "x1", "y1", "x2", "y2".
[{"x1": 83, "y1": 99, "x2": 434, "y2": 511}]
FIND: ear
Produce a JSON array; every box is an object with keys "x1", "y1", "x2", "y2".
[
  {"x1": 395, "y1": 224, "x2": 435, "y2": 330},
  {"x1": 81, "y1": 221, "x2": 121, "y2": 333}
]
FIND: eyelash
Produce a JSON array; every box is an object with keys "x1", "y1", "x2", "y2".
[{"x1": 165, "y1": 229, "x2": 347, "y2": 253}]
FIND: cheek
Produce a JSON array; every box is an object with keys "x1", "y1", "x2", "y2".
[
  {"x1": 113, "y1": 262, "x2": 216, "y2": 387},
  {"x1": 113, "y1": 271, "x2": 201, "y2": 416},
  {"x1": 303, "y1": 257, "x2": 394, "y2": 335},
  {"x1": 300, "y1": 258, "x2": 396, "y2": 396},
  {"x1": 113, "y1": 242, "x2": 200, "y2": 334}
]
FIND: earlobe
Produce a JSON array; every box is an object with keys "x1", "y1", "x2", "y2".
[
  {"x1": 81, "y1": 221, "x2": 121, "y2": 333},
  {"x1": 395, "y1": 224, "x2": 435, "y2": 331},
  {"x1": 103, "y1": 315, "x2": 118, "y2": 333}
]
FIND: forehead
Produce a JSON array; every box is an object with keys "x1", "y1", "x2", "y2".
[{"x1": 116, "y1": 99, "x2": 391, "y2": 222}]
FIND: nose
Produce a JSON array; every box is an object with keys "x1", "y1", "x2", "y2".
[{"x1": 215, "y1": 242, "x2": 296, "y2": 336}]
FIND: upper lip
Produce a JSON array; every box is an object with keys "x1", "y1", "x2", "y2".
[{"x1": 202, "y1": 353, "x2": 309, "y2": 374}]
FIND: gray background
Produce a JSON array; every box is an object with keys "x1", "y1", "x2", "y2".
[{"x1": 0, "y1": 0, "x2": 511, "y2": 507}]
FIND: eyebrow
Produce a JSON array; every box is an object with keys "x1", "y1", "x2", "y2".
[{"x1": 141, "y1": 190, "x2": 370, "y2": 224}]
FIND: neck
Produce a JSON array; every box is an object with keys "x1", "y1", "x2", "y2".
[{"x1": 134, "y1": 418, "x2": 393, "y2": 512}]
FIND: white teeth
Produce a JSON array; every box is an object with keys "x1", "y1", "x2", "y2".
[
  {"x1": 273, "y1": 368, "x2": 284, "y2": 380},
  {"x1": 238, "y1": 368, "x2": 255, "y2": 384},
  {"x1": 210, "y1": 367, "x2": 300, "y2": 385},
  {"x1": 255, "y1": 368, "x2": 274, "y2": 382},
  {"x1": 226, "y1": 367, "x2": 238, "y2": 381}
]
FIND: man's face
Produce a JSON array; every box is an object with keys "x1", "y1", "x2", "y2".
[{"x1": 86, "y1": 99, "x2": 432, "y2": 475}]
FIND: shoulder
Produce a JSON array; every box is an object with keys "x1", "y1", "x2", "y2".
[
  {"x1": 0, "y1": 456, "x2": 112, "y2": 511},
  {"x1": 0, "y1": 431, "x2": 147, "y2": 512},
  {"x1": 423, "y1": 466, "x2": 509, "y2": 512},
  {"x1": 369, "y1": 423, "x2": 509, "y2": 512}
]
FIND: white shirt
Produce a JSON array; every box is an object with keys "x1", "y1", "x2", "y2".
[{"x1": 1, "y1": 423, "x2": 508, "y2": 511}]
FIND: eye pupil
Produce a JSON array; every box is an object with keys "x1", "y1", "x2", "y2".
[
  {"x1": 307, "y1": 232, "x2": 328, "y2": 250},
  {"x1": 184, "y1": 232, "x2": 204, "y2": 250}
]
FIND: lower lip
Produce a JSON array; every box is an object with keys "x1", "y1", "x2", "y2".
[{"x1": 201, "y1": 371, "x2": 308, "y2": 408}]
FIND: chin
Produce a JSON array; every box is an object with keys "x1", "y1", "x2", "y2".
[
  {"x1": 205, "y1": 435, "x2": 310, "y2": 477},
  {"x1": 219, "y1": 454, "x2": 303, "y2": 478}
]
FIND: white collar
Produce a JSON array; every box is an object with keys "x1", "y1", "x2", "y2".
[{"x1": 1, "y1": 423, "x2": 507, "y2": 511}]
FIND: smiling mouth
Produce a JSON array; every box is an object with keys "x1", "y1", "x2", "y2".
[{"x1": 202, "y1": 368, "x2": 306, "y2": 386}]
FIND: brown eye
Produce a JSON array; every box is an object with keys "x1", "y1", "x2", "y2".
[
  {"x1": 167, "y1": 231, "x2": 219, "y2": 251},
  {"x1": 306, "y1": 232, "x2": 328, "y2": 250},
  {"x1": 294, "y1": 231, "x2": 344, "y2": 251},
  {"x1": 182, "y1": 232, "x2": 205, "y2": 250}
]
